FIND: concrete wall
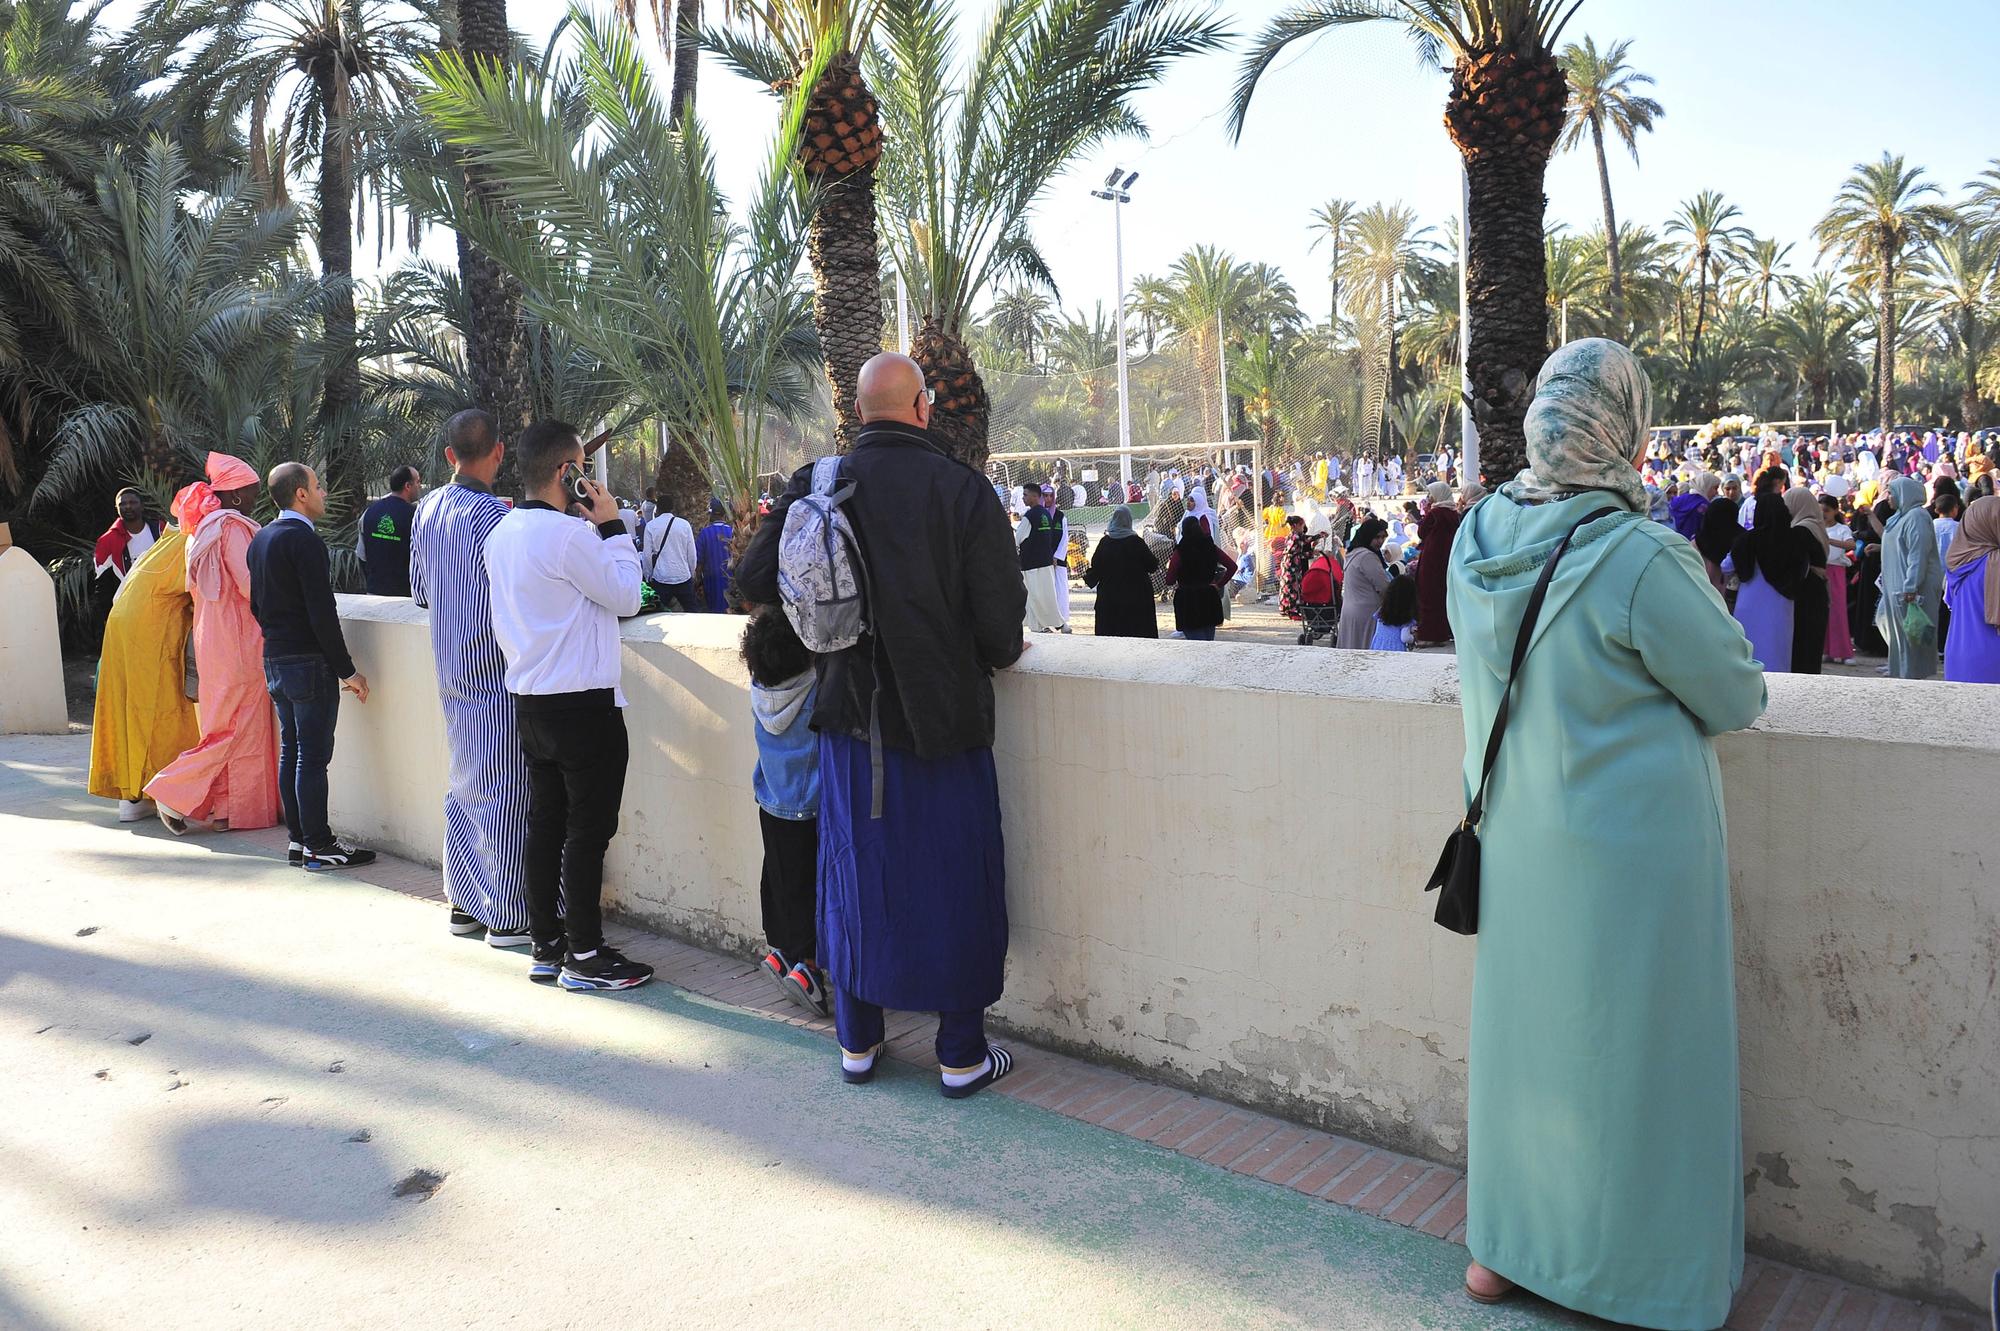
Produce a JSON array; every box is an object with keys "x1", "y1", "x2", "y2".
[
  {"x1": 0, "y1": 545, "x2": 70, "y2": 735},
  {"x1": 327, "y1": 596, "x2": 1996, "y2": 1309}
]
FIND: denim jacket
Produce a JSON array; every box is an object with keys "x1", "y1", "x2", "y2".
[{"x1": 751, "y1": 672, "x2": 819, "y2": 819}]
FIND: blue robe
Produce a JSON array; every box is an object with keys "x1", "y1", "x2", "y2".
[
  {"x1": 696, "y1": 520, "x2": 734, "y2": 613},
  {"x1": 410, "y1": 480, "x2": 533, "y2": 931},
  {"x1": 1449, "y1": 491, "x2": 1767, "y2": 1331},
  {"x1": 816, "y1": 733, "x2": 1006, "y2": 1013}
]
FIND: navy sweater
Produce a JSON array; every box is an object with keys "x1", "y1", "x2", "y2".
[{"x1": 247, "y1": 514, "x2": 357, "y2": 679}]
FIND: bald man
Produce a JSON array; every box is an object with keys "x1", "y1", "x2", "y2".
[{"x1": 738, "y1": 353, "x2": 1027, "y2": 1099}]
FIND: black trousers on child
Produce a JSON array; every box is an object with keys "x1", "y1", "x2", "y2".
[
  {"x1": 517, "y1": 691, "x2": 627, "y2": 954},
  {"x1": 758, "y1": 809, "x2": 819, "y2": 961}
]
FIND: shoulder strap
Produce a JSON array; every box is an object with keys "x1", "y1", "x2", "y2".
[
  {"x1": 811, "y1": 455, "x2": 843, "y2": 497},
  {"x1": 1462, "y1": 507, "x2": 1619, "y2": 829}
]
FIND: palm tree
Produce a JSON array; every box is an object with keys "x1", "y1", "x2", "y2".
[
  {"x1": 25, "y1": 137, "x2": 317, "y2": 506},
  {"x1": 1917, "y1": 231, "x2": 2000, "y2": 430},
  {"x1": 1230, "y1": 0, "x2": 1582, "y2": 480},
  {"x1": 1339, "y1": 203, "x2": 1432, "y2": 456},
  {"x1": 419, "y1": 8, "x2": 822, "y2": 530},
  {"x1": 708, "y1": 0, "x2": 892, "y2": 451},
  {"x1": 1557, "y1": 35, "x2": 1658, "y2": 332},
  {"x1": 1142, "y1": 245, "x2": 1259, "y2": 440},
  {"x1": 990, "y1": 287, "x2": 1057, "y2": 365},
  {"x1": 1543, "y1": 229, "x2": 1597, "y2": 344},
  {"x1": 1735, "y1": 236, "x2": 1795, "y2": 318},
  {"x1": 1307, "y1": 197, "x2": 1359, "y2": 329},
  {"x1": 1965, "y1": 158, "x2": 2000, "y2": 236},
  {"x1": 1665, "y1": 189, "x2": 1749, "y2": 369},
  {"x1": 1768, "y1": 274, "x2": 1864, "y2": 421},
  {"x1": 140, "y1": 0, "x2": 433, "y2": 432},
  {"x1": 1815, "y1": 153, "x2": 1955, "y2": 433},
  {"x1": 448, "y1": 0, "x2": 528, "y2": 437},
  {"x1": 867, "y1": 0, "x2": 1227, "y2": 467}
]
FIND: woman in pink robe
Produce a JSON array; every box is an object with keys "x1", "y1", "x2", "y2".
[{"x1": 146, "y1": 456, "x2": 279, "y2": 832}]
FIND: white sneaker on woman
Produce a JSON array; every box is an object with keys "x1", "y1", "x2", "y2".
[{"x1": 118, "y1": 799, "x2": 156, "y2": 823}]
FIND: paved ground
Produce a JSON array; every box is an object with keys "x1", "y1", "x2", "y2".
[{"x1": 0, "y1": 735, "x2": 1976, "y2": 1331}]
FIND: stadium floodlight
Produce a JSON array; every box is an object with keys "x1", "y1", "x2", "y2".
[{"x1": 1090, "y1": 170, "x2": 1137, "y2": 485}]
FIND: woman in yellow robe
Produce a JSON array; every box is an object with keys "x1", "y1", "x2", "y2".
[{"x1": 88, "y1": 524, "x2": 199, "y2": 819}]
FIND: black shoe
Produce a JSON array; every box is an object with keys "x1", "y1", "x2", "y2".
[
  {"x1": 305, "y1": 840, "x2": 376, "y2": 872},
  {"x1": 759, "y1": 949, "x2": 793, "y2": 1001},
  {"x1": 448, "y1": 909, "x2": 485, "y2": 937},
  {"x1": 782, "y1": 960, "x2": 832, "y2": 1018},
  {"x1": 940, "y1": 1045, "x2": 1016, "y2": 1100},
  {"x1": 485, "y1": 924, "x2": 533, "y2": 949},
  {"x1": 558, "y1": 946, "x2": 653, "y2": 992},
  {"x1": 529, "y1": 938, "x2": 565, "y2": 984},
  {"x1": 288, "y1": 841, "x2": 306, "y2": 867}
]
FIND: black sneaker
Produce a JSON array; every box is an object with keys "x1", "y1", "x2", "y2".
[
  {"x1": 759, "y1": 949, "x2": 793, "y2": 1001},
  {"x1": 558, "y1": 946, "x2": 654, "y2": 992},
  {"x1": 782, "y1": 960, "x2": 831, "y2": 1018},
  {"x1": 448, "y1": 909, "x2": 484, "y2": 937},
  {"x1": 485, "y1": 924, "x2": 532, "y2": 949},
  {"x1": 305, "y1": 840, "x2": 376, "y2": 872},
  {"x1": 288, "y1": 841, "x2": 306, "y2": 867},
  {"x1": 529, "y1": 938, "x2": 565, "y2": 984}
]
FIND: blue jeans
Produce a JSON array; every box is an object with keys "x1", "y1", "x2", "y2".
[{"x1": 265, "y1": 655, "x2": 340, "y2": 850}]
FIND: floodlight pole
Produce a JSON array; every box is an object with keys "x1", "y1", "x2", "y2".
[{"x1": 1092, "y1": 173, "x2": 1137, "y2": 486}]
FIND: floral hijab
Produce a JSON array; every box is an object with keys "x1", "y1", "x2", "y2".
[{"x1": 1502, "y1": 338, "x2": 1653, "y2": 514}]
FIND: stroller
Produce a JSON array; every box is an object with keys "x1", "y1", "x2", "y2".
[{"x1": 1297, "y1": 542, "x2": 1341, "y2": 646}]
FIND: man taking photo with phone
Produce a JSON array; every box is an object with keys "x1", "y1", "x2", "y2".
[{"x1": 482, "y1": 421, "x2": 652, "y2": 992}]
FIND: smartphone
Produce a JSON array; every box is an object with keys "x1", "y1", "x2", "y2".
[{"x1": 560, "y1": 462, "x2": 591, "y2": 505}]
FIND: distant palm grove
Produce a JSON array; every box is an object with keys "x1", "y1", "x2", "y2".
[{"x1": 3, "y1": 0, "x2": 1998, "y2": 628}]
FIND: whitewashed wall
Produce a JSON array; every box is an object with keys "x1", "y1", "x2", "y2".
[{"x1": 328, "y1": 596, "x2": 1997, "y2": 1309}]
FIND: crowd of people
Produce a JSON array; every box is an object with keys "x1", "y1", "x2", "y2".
[{"x1": 1015, "y1": 423, "x2": 2000, "y2": 685}]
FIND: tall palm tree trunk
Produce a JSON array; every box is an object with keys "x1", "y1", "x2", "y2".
[
  {"x1": 801, "y1": 52, "x2": 884, "y2": 453},
  {"x1": 1688, "y1": 254, "x2": 1710, "y2": 370},
  {"x1": 1876, "y1": 247, "x2": 1895, "y2": 434},
  {"x1": 911, "y1": 317, "x2": 989, "y2": 468},
  {"x1": 669, "y1": 0, "x2": 699, "y2": 124},
  {"x1": 316, "y1": 75, "x2": 358, "y2": 432},
  {"x1": 1588, "y1": 115, "x2": 1623, "y2": 331},
  {"x1": 1461, "y1": 150, "x2": 1553, "y2": 481},
  {"x1": 454, "y1": 0, "x2": 530, "y2": 450}
]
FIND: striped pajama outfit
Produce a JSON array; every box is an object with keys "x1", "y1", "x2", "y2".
[{"x1": 411, "y1": 480, "x2": 534, "y2": 932}]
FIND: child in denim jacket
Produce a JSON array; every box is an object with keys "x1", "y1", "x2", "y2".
[{"x1": 742, "y1": 607, "x2": 827, "y2": 1014}]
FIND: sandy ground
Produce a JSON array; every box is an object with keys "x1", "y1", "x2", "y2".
[{"x1": 0, "y1": 732, "x2": 1622, "y2": 1331}]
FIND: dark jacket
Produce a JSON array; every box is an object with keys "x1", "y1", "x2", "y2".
[
  {"x1": 1083, "y1": 535, "x2": 1159, "y2": 638},
  {"x1": 359, "y1": 493, "x2": 415, "y2": 597},
  {"x1": 247, "y1": 514, "x2": 356, "y2": 678},
  {"x1": 736, "y1": 421, "x2": 1026, "y2": 759}
]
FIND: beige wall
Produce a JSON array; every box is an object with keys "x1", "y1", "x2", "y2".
[
  {"x1": 327, "y1": 596, "x2": 1996, "y2": 1309},
  {"x1": 0, "y1": 547, "x2": 70, "y2": 735}
]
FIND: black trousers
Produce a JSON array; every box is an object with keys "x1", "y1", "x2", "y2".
[
  {"x1": 758, "y1": 810, "x2": 819, "y2": 960},
  {"x1": 516, "y1": 693, "x2": 627, "y2": 953},
  {"x1": 650, "y1": 578, "x2": 703, "y2": 613}
]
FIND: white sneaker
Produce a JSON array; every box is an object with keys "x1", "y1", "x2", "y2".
[{"x1": 118, "y1": 799, "x2": 156, "y2": 823}]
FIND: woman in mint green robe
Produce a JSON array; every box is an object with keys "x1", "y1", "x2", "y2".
[
  {"x1": 1447, "y1": 339, "x2": 1768, "y2": 1330},
  {"x1": 1879, "y1": 475, "x2": 1943, "y2": 679}
]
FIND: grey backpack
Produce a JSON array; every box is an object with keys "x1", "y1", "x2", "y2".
[{"x1": 777, "y1": 456, "x2": 869, "y2": 653}]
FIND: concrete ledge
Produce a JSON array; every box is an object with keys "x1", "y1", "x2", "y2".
[{"x1": 327, "y1": 595, "x2": 1997, "y2": 1309}]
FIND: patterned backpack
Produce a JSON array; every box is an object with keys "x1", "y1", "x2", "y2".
[{"x1": 777, "y1": 456, "x2": 870, "y2": 653}]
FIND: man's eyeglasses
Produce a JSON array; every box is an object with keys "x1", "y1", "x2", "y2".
[{"x1": 916, "y1": 387, "x2": 936, "y2": 407}]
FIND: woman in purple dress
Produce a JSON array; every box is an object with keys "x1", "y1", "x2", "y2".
[
  {"x1": 1724, "y1": 493, "x2": 1807, "y2": 672},
  {"x1": 1943, "y1": 495, "x2": 2000, "y2": 683}
]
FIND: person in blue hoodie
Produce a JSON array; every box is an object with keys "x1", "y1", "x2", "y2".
[{"x1": 742, "y1": 606, "x2": 827, "y2": 1015}]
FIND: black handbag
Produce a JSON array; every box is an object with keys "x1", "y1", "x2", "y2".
[{"x1": 1426, "y1": 507, "x2": 1618, "y2": 935}]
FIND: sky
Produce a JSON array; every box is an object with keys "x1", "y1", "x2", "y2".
[{"x1": 113, "y1": 0, "x2": 2000, "y2": 324}]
